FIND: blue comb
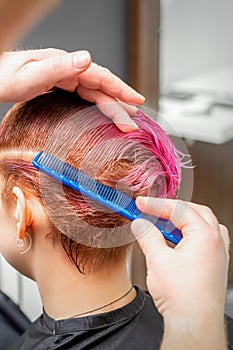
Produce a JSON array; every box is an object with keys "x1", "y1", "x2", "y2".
[{"x1": 32, "y1": 151, "x2": 182, "y2": 245}]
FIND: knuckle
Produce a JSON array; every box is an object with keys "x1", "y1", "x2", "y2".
[
  {"x1": 46, "y1": 48, "x2": 66, "y2": 55},
  {"x1": 116, "y1": 87, "x2": 125, "y2": 101},
  {"x1": 201, "y1": 205, "x2": 214, "y2": 217},
  {"x1": 51, "y1": 55, "x2": 64, "y2": 74},
  {"x1": 102, "y1": 67, "x2": 111, "y2": 75},
  {"x1": 219, "y1": 223, "x2": 228, "y2": 234},
  {"x1": 171, "y1": 199, "x2": 188, "y2": 216},
  {"x1": 99, "y1": 67, "x2": 111, "y2": 88}
]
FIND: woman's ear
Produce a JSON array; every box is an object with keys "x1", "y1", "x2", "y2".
[{"x1": 12, "y1": 186, "x2": 30, "y2": 240}]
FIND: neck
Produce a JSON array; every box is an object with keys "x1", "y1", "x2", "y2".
[{"x1": 33, "y1": 242, "x2": 134, "y2": 320}]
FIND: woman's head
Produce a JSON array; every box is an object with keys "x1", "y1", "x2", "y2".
[{"x1": 0, "y1": 89, "x2": 182, "y2": 275}]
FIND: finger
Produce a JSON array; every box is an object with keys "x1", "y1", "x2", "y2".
[
  {"x1": 78, "y1": 63, "x2": 145, "y2": 104},
  {"x1": 187, "y1": 202, "x2": 219, "y2": 227},
  {"x1": 131, "y1": 219, "x2": 169, "y2": 261},
  {"x1": 18, "y1": 50, "x2": 91, "y2": 94},
  {"x1": 16, "y1": 48, "x2": 67, "y2": 62},
  {"x1": 135, "y1": 197, "x2": 209, "y2": 236},
  {"x1": 77, "y1": 86, "x2": 139, "y2": 132},
  {"x1": 55, "y1": 76, "x2": 80, "y2": 92},
  {"x1": 117, "y1": 101, "x2": 139, "y2": 116}
]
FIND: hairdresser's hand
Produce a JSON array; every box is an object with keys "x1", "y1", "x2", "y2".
[
  {"x1": 0, "y1": 49, "x2": 144, "y2": 131},
  {"x1": 131, "y1": 197, "x2": 229, "y2": 350}
]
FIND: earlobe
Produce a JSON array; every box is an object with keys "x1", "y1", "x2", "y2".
[{"x1": 12, "y1": 186, "x2": 27, "y2": 240}]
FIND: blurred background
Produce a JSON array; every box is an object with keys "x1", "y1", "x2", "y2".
[{"x1": 0, "y1": 0, "x2": 232, "y2": 321}]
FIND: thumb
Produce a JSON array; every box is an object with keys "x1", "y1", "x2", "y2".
[
  {"x1": 19, "y1": 50, "x2": 91, "y2": 89},
  {"x1": 131, "y1": 219, "x2": 167, "y2": 259}
]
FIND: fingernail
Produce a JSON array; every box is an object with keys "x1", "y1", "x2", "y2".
[
  {"x1": 123, "y1": 124, "x2": 138, "y2": 132},
  {"x1": 131, "y1": 219, "x2": 152, "y2": 237},
  {"x1": 136, "y1": 196, "x2": 144, "y2": 206},
  {"x1": 120, "y1": 120, "x2": 138, "y2": 132},
  {"x1": 131, "y1": 106, "x2": 139, "y2": 116},
  {"x1": 136, "y1": 92, "x2": 145, "y2": 102},
  {"x1": 73, "y1": 51, "x2": 90, "y2": 68},
  {"x1": 130, "y1": 120, "x2": 139, "y2": 130}
]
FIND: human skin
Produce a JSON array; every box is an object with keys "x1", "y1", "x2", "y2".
[
  {"x1": 0, "y1": 0, "x2": 144, "y2": 131},
  {"x1": 1, "y1": 182, "x2": 229, "y2": 347},
  {"x1": 0, "y1": 88, "x2": 182, "y2": 279},
  {"x1": 0, "y1": 49, "x2": 145, "y2": 132},
  {"x1": 131, "y1": 197, "x2": 229, "y2": 350},
  {"x1": 0, "y1": 0, "x2": 229, "y2": 347},
  {"x1": 0, "y1": 180, "x2": 137, "y2": 319}
]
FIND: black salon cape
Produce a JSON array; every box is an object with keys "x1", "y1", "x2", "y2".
[
  {"x1": 0, "y1": 291, "x2": 30, "y2": 349},
  {"x1": 11, "y1": 287, "x2": 164, "y2": 350}
]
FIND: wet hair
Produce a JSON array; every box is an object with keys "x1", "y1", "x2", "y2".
[{"x1": 0, "y1": 89, "x2": 182, "y2": 273}]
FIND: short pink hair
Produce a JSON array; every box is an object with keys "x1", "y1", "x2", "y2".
[{"x1": 0, "y1": 89, "x2": 182, "y2": 273}]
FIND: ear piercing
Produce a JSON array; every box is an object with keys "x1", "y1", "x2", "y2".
[{"x1": 14, "y1": 232, "x2": 32, "y2": 255}]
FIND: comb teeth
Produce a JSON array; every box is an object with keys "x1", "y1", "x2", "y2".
[
  {"x1": 32, "y1": 151, "x2": 182, "y2": 245},
  {"x1": 35, "y1": 152, "x2": 139, "y2": 214}
]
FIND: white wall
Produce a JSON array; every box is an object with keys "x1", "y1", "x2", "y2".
[{"x1": 160, "y1": 0, "x2": 233, "y2": 84}]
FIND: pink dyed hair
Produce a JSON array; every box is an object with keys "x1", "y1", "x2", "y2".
[{"x1": 0, "y1": 89, "x2": 182, "y2": 273}]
